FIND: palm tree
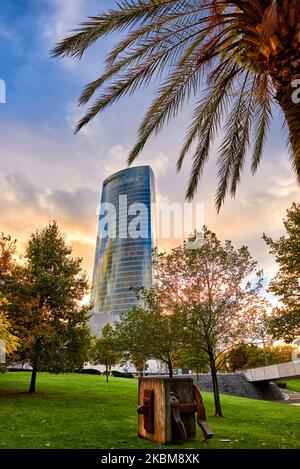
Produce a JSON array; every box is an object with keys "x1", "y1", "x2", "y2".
[{"x1": 52, "y1": 0, "x2": 300, "y2": 210}]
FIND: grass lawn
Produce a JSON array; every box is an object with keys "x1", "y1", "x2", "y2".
[
  {"x1": 0, "y1": 372, "x2": 299, "y2": 449},
  {"x1": 286, "y1": 379, "x2": 300, "y2": 393}
]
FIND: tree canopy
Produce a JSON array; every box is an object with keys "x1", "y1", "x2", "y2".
[
  {"x1": 114, "y1": 302, "x2": 185, "y2": 378},
  {"x1": 115, "y1": 227, "x2": 266, "y2": 416},
  {"x1": 264, "y1": 202, "x2": 300, "y2": 342},
  {"x1": 0, "y1": 296, "x2": 19, "y2": 367},
  {"x1": 0, "y1": 224, "x2": 91, "y2": 392},
  {"x1": 92, "y1": 324, "x2": 121, "y2": 382}
]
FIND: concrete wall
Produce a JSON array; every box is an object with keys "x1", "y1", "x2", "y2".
[{"x1": 191, "y1": 373, "x2": 285, "y2": 401}]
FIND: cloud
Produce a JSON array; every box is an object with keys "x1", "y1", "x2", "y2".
[
  {"x1": 0, "y1": 171, "x2": 97, "y2": 228},
  {"x1": 103, "y1": 143, "x2": 171, "y2": 179},
  {"x1": 3, "y1": 173, "x2": 40, "y2": 208},
  {"x1": 1, "y1": 108, "x2": 297, "y2": 287},
  {"x1": 0, "y1": 22, "x2": 19, "y2": 42},
  {"x1": 0, "y1": 170, "x2": 98, "y2": 270},
  {"x1": 45, "y1": 187, "x2": 98, "y2": 223},
  {"x1": 42, "y1": 0, "x2": 94, "y2": 44},
  {"x1": 65, "y1": 101, "x2": 107, "y2": 146},
  {"x1": 39, "y1": 0, "x2": 108, "y2": 76}
]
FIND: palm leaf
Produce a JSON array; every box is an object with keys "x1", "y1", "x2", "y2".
[
  {"x1": 183, "y1": 62, "x2": 241, "y2": 199},
  {"x1": 251, "y1": 74, "x2": 273, "y2": 174},
  {"x1": 53, "y1": 0, "x2": 300, "y2": 209},
  {"x1": 216, "y1": 71, "x2": 251, "y2": 211}
]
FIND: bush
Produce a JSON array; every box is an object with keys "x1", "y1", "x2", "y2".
[
  {"x1": 111, "y1": 370, "x2": 134, "y2": 379},
  {"x1": 76, "y1": 368, "x2": 102, "y2": 375},
  {"x1": 276, "y1": 382, "x2": 287, "y2": 389},
  {"x1": 8, "y1": 368, "x2": 32, "y2": 372}
]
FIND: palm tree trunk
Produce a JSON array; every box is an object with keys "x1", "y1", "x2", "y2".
[{"x1": 278, "y1": 89, "x2": 300, "y2": 182}]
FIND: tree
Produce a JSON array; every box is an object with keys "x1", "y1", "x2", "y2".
[
  {"x1": 114, "y1": 301, "x2": 184, "y2": 378},
  {"x1": 226, "y1": 343, "x2": 296, "y2": 371},
  {"x1": 263, "y1": 203, "x2": 300, "y2": 342},
  {"x1": 0, "y1": 297, "x2": 19, "y2": 370},
  {"x1": 152, "y1": 228, "x2": 266, "y2": 416},
  {"x1": 92, "y1": 324, "x2": 121, "y2": 382},
  {"x1": 53, "y1": 1, "x2": 300, "y2": 210},
  {"x1": 1, "y1": 223, "x2": 91, "y2": 393},
  {"x1": 125, "y1": 353, "x2": 148, "y2": 376},
  {"x1": 0, "y1": 234, "x2": 17, "y2": 277},
  {"x1": 0, "y1": 235, "x2": 24, "y2": 367},
  {"x1": 114, "y1": 308, "x2": 151, "y2": 375},
  {"x1": 177, "y1": 338, "x2": 209, "y2": 386},
  {"x1": 225, "y1": 344, "x2": 257, "y2": 372}
]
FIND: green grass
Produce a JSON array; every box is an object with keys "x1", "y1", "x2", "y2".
[
  {"x1": 0, "y1": 372, "x2": 299, "y2": 449},
  {"x1": 286, "y1": 379, "x2": 300, "y2": 393}
]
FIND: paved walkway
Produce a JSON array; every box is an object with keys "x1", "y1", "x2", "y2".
[{"x1": 281, "y1": 389, "x2": 300, "y2": 406}]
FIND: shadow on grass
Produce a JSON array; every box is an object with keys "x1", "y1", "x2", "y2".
[{"x1": 0, "y1": 391, "x2": 58, "y2": 399}]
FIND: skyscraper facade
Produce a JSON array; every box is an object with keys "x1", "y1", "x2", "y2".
[{"x1": 90, "y1": 166, "x2": 156, "y2": 330}]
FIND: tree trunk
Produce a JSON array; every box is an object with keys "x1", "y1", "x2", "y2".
[
  {"x1": 209, "y1": 355, "x2": 223, "y2": 417},
  {"x1": 277, "y1": 88, "x2": 300, "y2": 182},
  {"x1": 105, "y1": 364, "x2": 109, "y2": 383},
  {"x1": 29, "y1": 364, "x2": 38, "y2": 393},
  {"x1": 28, "y1": 341, "x2": 41, "y2": 393},
  {"x1": 142, "y1": 361, "x2": 146, "y2": 377},
  {"x1": 167, "y1": 358, "x2": 173, "y2": 378}
]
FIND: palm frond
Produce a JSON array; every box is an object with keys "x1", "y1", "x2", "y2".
[
  {"x1": 251, "y1": 74, "x2": 273, "y2": 174},
  {"x1": 229, "y1": 76, "x2": 257, "y2": 196},
  {"x1": 183, "y1": 62, "x2": 240, "y2": 199},
  {"x1": 51, "y1": 0, "x2": 190, "y2": 59},
  {"x1": 53, "y1": 0, "x2": 300, "y2": 209},
  {"x1": 79, "y1": 14, "x2": 212, "y2": 106},
  {"x1": 128, "y1": 28, "x2": 242, "y2": 164},
  {"x1": 127, "y1": 39, "x2": 210, "y2": 163},
  {"x1": 215, "y1": 71, "x2": 251, "y2": 211},
  {"x1": 260, "y1": 0, "x2": 278, "y2": 42}
]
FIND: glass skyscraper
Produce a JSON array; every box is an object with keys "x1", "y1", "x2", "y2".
[{"x1": 90, "y1": 166, "x2": 156, "y2": 331}]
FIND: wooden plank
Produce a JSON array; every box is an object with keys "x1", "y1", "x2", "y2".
[{"x1": 138, "y1": 377, "x2": 196, "y2": 444}]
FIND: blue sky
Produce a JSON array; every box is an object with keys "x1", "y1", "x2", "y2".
[{"x1": 0, "y1": 0, "x2": 298, "y2": 300}]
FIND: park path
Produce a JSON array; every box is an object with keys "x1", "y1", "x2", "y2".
[{"x1": 281, "y1": 389, "x2": 300, "y2": 406}]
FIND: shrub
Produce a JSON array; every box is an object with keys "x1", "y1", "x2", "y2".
[
  {"x1": 111, "y1": 370, "x2": 134, "y2": 379},
  {"x1": 76, "y1": 368, "x2": 102, "y2": 375},
  {"x1": 276, "y1": 382, "x2": 287, "y2": 389}
]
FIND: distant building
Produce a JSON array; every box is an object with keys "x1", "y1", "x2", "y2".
[{"x1": 90, "y1": 166, "x2": 156, "y2": 332}]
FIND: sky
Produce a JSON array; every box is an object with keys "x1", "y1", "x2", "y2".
[{"x1": 0, "y1": 0, "x2": 298, "y2": 299}]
